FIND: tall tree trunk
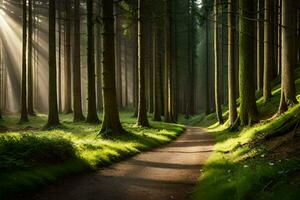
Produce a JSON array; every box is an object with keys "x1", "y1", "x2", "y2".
[
  {"x1": 263, "y1": 0, "x2": 273, "y2": 102},
  {"x1": 47, "y1": 0, "x2": 60, "y2": 127},
  {"x1": 153, "y1": 23, "x2": 161, "y2": 121},
  {"x1": 239, "y1": 0, "x2": 258, "y2": 126},
  {"x1": 64, "y1": 0, "x2": 72, "y2": 113},
  {"x1": 228, "y1": 0, "x2": 237, "y2": 126},
  {"x1": 58, "y1": 5, "x2": 62, "y2": 113},
  {"x1": 164, "y1": 0, "x2": 172, "y2": 122},
  {"x1": 28, "y1": 0, "x2": 34, "y2": 116},
  {"x1": 137, "y1": 0, "x2": 149, "y2": 127},
  {"x1": 257, "y1": 0, "x2": 264, "y2": 91},
  {"x1": 278, "y1": 0, "x2": 298, "y2": 113},
  {"x1": 96, "y1": 19, "x2": 103, "y2": 111},
  {"x1": 100, "y1": 0, "x2": 124, "y2": 135},
  {"x1": 20, "y1": 0, "x2": 29, "y2": 123},
  {"x1": 214, "y1": 0, "x2": 223, "y2": 124},
  {"x1": 86, "y1": 0, "x2": 100, "y2": 124},
  {"x1": 73, "y1": 0, "x2": 85, "y2": 122},
  {"x1": 205, "y1": 8, "x2": 210, "y2": 115}
]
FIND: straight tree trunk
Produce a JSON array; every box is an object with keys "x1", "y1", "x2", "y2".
[
  {"x1": 96, "y1": 21, "x2": 103, "y2": 111},
  {"x1": 257, "y1": 0, "x2": 264, "y2": 91},
  {"x1": 205, "y1": 8, "x2": 210, "y2": 115},
  {"x1": 164, "y1": 0, "x2": 172, "y2": 122},
  {"x1": 278, "y1": 0, "x2": 298, "y2": 113},
  {"x1": 239, "y1": 0, "x2": 258, "y2": 126},
  {"x1": 46, "y1": 0, "x2": 60, "y2": 127},
  {"x1": 137, "y1": 0, "x2": 150, "y2": 127},
  {"x1": 214, "y1": 0, "x2": 223, "y2": 124},
  {"x1": 28, "y1": 0, "x2": 34, "y2": 116},
  {"x1": 64, "y1": 0, "x2": 72, "y2": 113},
  {"x1": 86, "y1": 0, "x2": 100, "y2": 124},
  {"x1": 20, "y1": 0, "x2": 29, "y2": 123},
  {"x1": 153, "y1": 24, "x2": 161, "y2": 121},
  {"x1": 73, "y1": 0, "x2": 85, "y2": 122},
  {"x1": 263, "y1": 0, "x2": 273, "y2": 102},
  {"x1": 100, "y1": 0, "x2": 124, "y2": 135},
  {"x1": 228, "y1": 0, "x2": 237, "y2": 126},
  {"x1": 58, "y1": 6, "x2": 62, "y2": 113}
]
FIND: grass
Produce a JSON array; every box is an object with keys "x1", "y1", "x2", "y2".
[
  {"x1": 191, "y1": 69, "x2": 300, "y2": 200},
  {"x1": 0, "y1": 112, "x2": 184, "y2": 198}
]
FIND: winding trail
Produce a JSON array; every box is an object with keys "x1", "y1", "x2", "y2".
[{"x1": 31, "y1": 127, "x2": 214, "y2": 200}]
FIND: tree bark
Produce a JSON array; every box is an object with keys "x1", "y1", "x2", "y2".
[
  {"x1": 100, "y1": 0, "x2": 124, "y2": 135},
  {"x1": 73, "y1": 0, "x2": 85, "y2": 122},
  {"x1": 278, "y1": 0, "x2": 298, "y2": 113},
  {"x1": 86, "y1": 0, "x2": 100, "y2": 124},
  {"x1": 47, "y1": 0, "x2": 60, "y2": 127},
  {"x1": 263, "y1": 0, "x2": 273, "y2": 102},
  {"x1": 214, "y1": 0, "x2": 223, "y2": 124},
  {"x1": 64, "y1": 0, "x2": 72, "y2": 113},
  {"x1": 228, "y1": 0, "x2": 237, "y2": 126},
  {"x1": 137, "y1": 0, "x2": 150, "y2": 127},
  {"x1": 20, "y1": 0, "x2": 29, "y2": 123},
  {"x1": 239, "y1": 0, "x2": 259, "y2": 126},
  {"x1": 28, "y1": 0, "x2": 34, "y2": 116},
  {"x1": 153, "y1": 23, "x2": 161, "y2": 121}
]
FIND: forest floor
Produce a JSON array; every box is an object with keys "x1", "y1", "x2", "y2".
[
  {"x1": 26, "y1": 127, "x2": 214, "y2": 200},
  {"x1": 190, "y1": 67, "x2": 300, "y2": 199},
  {"x1": 0, "y1": 112, "x2": 184, "y2": 199}
]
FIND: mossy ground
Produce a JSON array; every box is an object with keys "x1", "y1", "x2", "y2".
[
  {"x1": 0, "y1": 112, "x2": 184, "y2": 198},
  {"x1": 190, "y1": 68, "x2": 300, "y2": 200}
]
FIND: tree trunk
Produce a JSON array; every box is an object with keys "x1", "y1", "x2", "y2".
[
  {"x1": 228, "y1": 0, "x2": 237, "y2": 126},
  {"x1": 96, "y1": 20, "x2": 103, "y2": 111},
  {"x1": 263, "y1": 0, "x2": 273, "y2": 102},
  {"x1": 153, "y1": 23, "x2": 161, "y2": 122},
  {"x1": 58, "y1": 5, "x2": 62, "y2": 113},
  {"x1": 164, "y1": 0, "x2": 172, "y2": 122},
  {"x1": 20, "y1": 0, "x2": 29, "y2": 123},
  {"x1": 73, "y1": 0, "x2": 85, "y2": 122},
  {"x1": 278, "y1": 0, "x2": 298, "y2": 113},
  {"x1": 64, "y1": 0, "x2": 72, "y2": 113},
  {"x1": 47, "y1": 0, "x2": 60, "y2": 127},
  {"x1": 28, "y1": 0, "x2": 34, "y2": 116},
  {"x1": 205, "y1": 8, "x2": 210, "y2": 115},
  {"x1": 214, "y1": 0, "x2": 223, "y2": 124},
  {"x1": 100, "y1": 0, "x2": 124, "y2": 135},
  {"x1": 257, "y1": 0, "x2": 264, "y2": 91},
  {"x1": 137, "y1": 0, "x2": 150, "y2": 127},
  {"x1": 86, "y1": 0, "x2": 100, "y2": 124},
  {"x1": 239, "y1": 0, "x2": 258, "y2": 126}
]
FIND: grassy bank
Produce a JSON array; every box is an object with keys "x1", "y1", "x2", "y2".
[
  {"x1": 192, "y1": 70, "x2": 300, "y2": 199},
  {"x1": 0, "y1": 112, "x2": 184, "y2": 198}
]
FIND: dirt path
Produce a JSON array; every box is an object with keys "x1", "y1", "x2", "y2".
[{"x1": 31, "y1": 127, "x2": 214, "y2": 200}]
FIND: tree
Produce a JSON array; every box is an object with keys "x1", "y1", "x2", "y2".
[
  {"x1": 239, "y1": 0, "x2": 258, "y2": 126},
  {"x1": 28, "y1": 0, "x2": 35, "y2": 116},
  {"x1": 137, "y1": 0, "x2": 150, "y2": 127},
  {"x1": 73, "y1": 0, "x2": 85, "y2": 122},
  {"x1": 86, "y1": 0, "x2": 100, "y2": 124},
  {"x1": 278, "y1": 0, "x2": 298, "y2": 113},
  {"x1": 214, "y1": 0, "x2": 223, "y2": 124},
  {"x1": 228, "y1": 0, "x2": 237, "y2": 126},
  {"x1": 164, "y1": 0, "x2": 172, "y2": 122},
  {"x1": 153, "y1": 23, "x2": 161, "y2": 122},
  {"x1": 64, "y1": 0, "x2": 72, "y2": 114},
  {"x1": 263, "y1": 0, "x2": 273, "y2": 102},
  {"x1": 20, "y1": 0, "x2": 29, "y2": 123},
  {"x1": 100, "y1": 0, "x2": 124, "y2": 135},
  {"x1": 46, "y1": 0, "x2": 60, "y2": 127}
]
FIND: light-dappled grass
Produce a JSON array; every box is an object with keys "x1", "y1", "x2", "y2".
[
  {"x1": 0, "y1": 112, "x2": 184, "y2": 198},
  {"x1": 191, "y1": 69, "x2": 300, "y2": 200}
]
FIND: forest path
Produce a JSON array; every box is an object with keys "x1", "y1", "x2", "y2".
[{"x1": 31, "y1": 127, "x2": 214, "y2": 200}]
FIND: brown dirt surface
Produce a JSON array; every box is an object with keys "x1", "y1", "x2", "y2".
[{"x1": 27, "y1": 127, "x2": 214, "y2": 200}]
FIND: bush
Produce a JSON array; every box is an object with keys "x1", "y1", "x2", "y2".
[{"x1": 0, "y1": 135, "x2": 77, "y2": 172}]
